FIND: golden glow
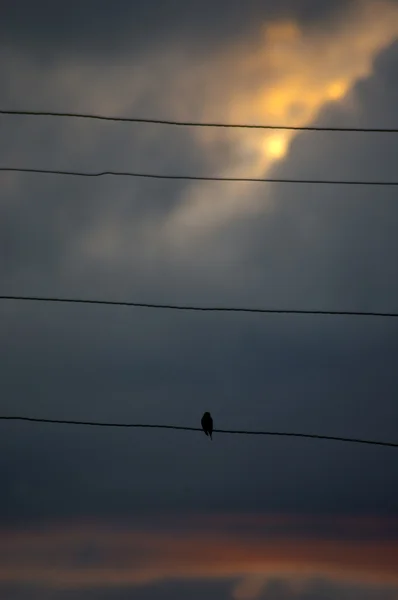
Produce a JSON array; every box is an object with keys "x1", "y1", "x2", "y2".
[
  {"x1": 265, "y1": 21, "x2": 301, "y2": 43},
  {"x1": 327, "y1": 80, "x2": 349, "y2": 100},
  {"x1": 264, "y1": 134, "x2": 289, "y2": 159},
  {"x1": 163, "y1": 0, "x2": 398, "y2": 243}
]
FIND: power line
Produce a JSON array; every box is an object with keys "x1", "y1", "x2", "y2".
[
  {"x1": 1, "y1": 295, "x2": 397, "y2": 318},
  {"x1": 1, "y1": 109, "x2": 398, "y2": 133},
  {"x1": 1, "y1": 416, "x2": 397, "y2": 449},
  {"x1": 2, "y1": 167, "x2": 398, "y2": 187}
]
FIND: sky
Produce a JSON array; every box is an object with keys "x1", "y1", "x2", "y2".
[{"x1": 1, "y1": 0, "x2": 398, "y2": 598}]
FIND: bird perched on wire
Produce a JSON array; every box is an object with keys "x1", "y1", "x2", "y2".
[{"x1": 201, "y1": 412, "x2": 213, "y2": 440}]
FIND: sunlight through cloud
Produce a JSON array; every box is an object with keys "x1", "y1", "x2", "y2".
[{"x1": 164, "y1": 0, "x2": 398, "y2": 247}]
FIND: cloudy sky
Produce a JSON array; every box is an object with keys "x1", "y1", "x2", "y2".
[{"x1": 1, "y1": 1, "x2": 398, "y2": 598}]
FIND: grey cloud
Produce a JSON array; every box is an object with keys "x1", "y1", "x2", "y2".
[
  {"x1": 2, "y1": 0, "x2": 354, "y2": 61},
  {"x1": 0, "y1": 580, "x2": 233, "y2": 600},
  {"x1": 259, "y1": 578, "x2": 398, "y2": 599},
  {"x1": 1, "y1": 578, "x2": 398, "y2": 600}
]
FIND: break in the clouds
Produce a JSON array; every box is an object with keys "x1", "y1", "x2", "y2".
[{"x1": 1, "y1": 1, "x2": 398, "y2": 599}]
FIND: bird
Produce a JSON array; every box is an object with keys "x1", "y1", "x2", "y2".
[{"x1": 201, "y1": 412, "x2": 213, "y2": 440}]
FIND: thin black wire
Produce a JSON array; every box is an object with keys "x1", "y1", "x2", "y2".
[
  {"x1": 1, "y1": 109, "x2": 398, "y2": 133},
  {"x1": 1, "y1": 295, "x2": 398, "y2": 318},
  {"x1": 2, "y1": 167, "x2": 398, "y2": 187},
  {"x1": 1, "y1": 416, "x2": 397, "y2": 448}
]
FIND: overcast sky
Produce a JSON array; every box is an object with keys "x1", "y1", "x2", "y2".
[{"x1": 1, "y1": 1, "x2": 398, "y2": 599}]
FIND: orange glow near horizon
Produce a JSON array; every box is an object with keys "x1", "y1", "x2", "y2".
[{"x1": 1, "y1": 515, "x2": 398, "y2": 595}]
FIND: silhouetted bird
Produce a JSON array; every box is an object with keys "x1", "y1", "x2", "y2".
[{"x1": 201, "y1": 412, "x2": 213, "y2": 440}]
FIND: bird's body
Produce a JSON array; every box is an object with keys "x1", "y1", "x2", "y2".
[{"x1": 201, "y1": 412, "x2": 213, "y2": 440}]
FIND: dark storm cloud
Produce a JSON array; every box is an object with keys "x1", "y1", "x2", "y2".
[
  {"x1": 2, "y1": 0, "x2": 354, "y2": 60},
  {"x1": 1, "y1": 4, "x2": 398, "y2": 600},
  {"x1": 1, "y1": 33, "x2": 398, "y2": 528},
  {"x1": 0, "y1": 320, "x2": 397, "y2": 524},
  {"x1": 0, "y1": 7, "x2": 398, "y2": 592}
]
